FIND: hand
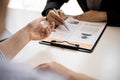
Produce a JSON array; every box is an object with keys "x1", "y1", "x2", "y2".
[
  {"x1": 26, "y1": 17, "x2": 55, "y2": 40},
  {"x1": 36, "y1": 62, "x2": 96, "y2": 80},
  {"x1": 74, "y1": 10, "x2": 107, "y2": 22},
  {"x1": 47, "y1": 9, "x2": 65, "y2": 26},
  {"x1": 36, "y1": 62, "x2": 74, "y2": 79}
]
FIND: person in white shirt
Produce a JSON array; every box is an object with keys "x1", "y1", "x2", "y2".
[{"x1": 0, "y1": 0, "x2": 95, "y2": 80}]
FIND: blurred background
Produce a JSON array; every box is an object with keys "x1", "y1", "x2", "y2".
[{"x1": 8, "y1": 0, "x2": 83, "y2": 15}]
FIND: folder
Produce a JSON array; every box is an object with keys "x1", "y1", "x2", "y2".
[{"x1": 39, "y1": 16, "x2": 107, "y2": 53}]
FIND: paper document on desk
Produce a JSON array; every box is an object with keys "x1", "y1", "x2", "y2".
[{"x1": 41, "y1": 16, "x2": 106, "y2": 52}]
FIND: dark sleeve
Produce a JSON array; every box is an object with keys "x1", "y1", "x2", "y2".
[
  {"x1": 76, "y1": 0, "x2": 89, "y2": 12},
  {"x1": 42, "y1": 0, "x2": 69, "y2": 16},
  {"x1": 107, "y1": 10, "x2": 120, "y2": 26},
  {"x1": 105, "y1": 0, "x2": 120, "y2": 26}
]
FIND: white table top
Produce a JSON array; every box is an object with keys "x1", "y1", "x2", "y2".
[{"x1": 6, "y1": 8, "x2": 120, "y2": 80}]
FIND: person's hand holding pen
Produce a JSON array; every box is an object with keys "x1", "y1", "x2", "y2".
[
  {"x1": 47, "y1": 9, "x2": 65, "y2": 26},
  {"x1": 46, "y1": 9, "x2": 69, "y2": 31}
]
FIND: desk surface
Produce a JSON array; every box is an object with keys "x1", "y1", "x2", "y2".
[{"x1": 6, "y1": 8, "x2": 120, "y2": 80}]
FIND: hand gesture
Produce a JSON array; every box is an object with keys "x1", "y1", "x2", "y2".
[{"x1": 27, "y1": 17, "x2": 55, "y2": 40}]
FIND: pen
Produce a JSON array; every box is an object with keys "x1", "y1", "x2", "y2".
[{"x1": 53, "y1": 8, "x2": 70, "y2": 31}]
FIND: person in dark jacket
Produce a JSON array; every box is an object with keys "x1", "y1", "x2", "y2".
[{"x1": 42, "y1": 0, "x2": 120, "y2": 26}]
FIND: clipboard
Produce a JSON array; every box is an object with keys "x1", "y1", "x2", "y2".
[{"x1": 39, "y1": 16, "x2": 107, "y2": 53}]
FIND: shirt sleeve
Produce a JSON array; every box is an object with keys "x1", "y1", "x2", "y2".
[
  {"x1": 0, "y1": 50, "x2": 7, "y2": 62},
  {"x1": 101, "y1": 0, "x2": 120, "y2": 26},
  {"x1": 0, "y1": 63, "x2": 40, "y2": 80},
  {"x1": 42, "y1": 0, "x2": 69, "y2": 16}
]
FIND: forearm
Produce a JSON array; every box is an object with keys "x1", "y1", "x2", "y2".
[
  {"x1": 0, "y1": 25, "x2": 30, "y2": 59},
  {"x1": 69, "y1": 72, "x2": 96, "y2": 80},
  {"x1": 75, "y1": 10, "x2": 107, "y2": 22},
  {"x1": 56, "y1": 67, "x2": 96, "y2": 80},
  {"x1": 107, "y1": 10, "x2": 120, "y2": 26},
  {"x1": 42, "y1": 2, "x2": 62, "y2": 16}
]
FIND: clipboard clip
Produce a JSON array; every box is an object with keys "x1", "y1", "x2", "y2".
[
  {"x1": 51, "y1": 40, "x2": 79, "y2": 48},
  {"x1": 39, "y1": 40, "x2": 92, "y2": 53},
  {"x1": 39, "y1": 40, "x2": 80, "y2": 49}
]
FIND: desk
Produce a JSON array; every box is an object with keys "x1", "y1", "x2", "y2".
[{"x1": 6, "y1": 8, "x2": 120, "y2": 80}]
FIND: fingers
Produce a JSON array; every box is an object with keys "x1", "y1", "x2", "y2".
[
  {"x1": 37, "y1": 20, "x2": 55, "y2": 39},
  {"x1": 41, "y1": 27, "x2": 51, "y2": 39},
  {"x1": 57, "y1": 10, "x2": 65, "y2": 19},
  {"x1": 47, "y1": 10, "x2": 64, "y2": 26},
  {"x1": 28, "y1": 17, "x2": 55, "y2": 40},
  {"x1": 37, "y1": 62, "x2": 56, "y2": 70},
  {"x1": 46, "y1": 27, "x2": 51, "y2": 36},
  {"x1": 37, "y1": 63, "x2": 49, "y2": 69},
  {"x1": 50, "y1": 22, "x2": 56, "y2": 32}
]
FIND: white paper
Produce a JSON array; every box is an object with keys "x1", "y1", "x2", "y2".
[{"x1": 49, "y1": 16, "x2": 106, "y2": 49}]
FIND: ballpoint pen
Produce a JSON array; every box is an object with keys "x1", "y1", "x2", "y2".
[{"x1": 53, "y1": 8, "x2": 70, "y2": 31}]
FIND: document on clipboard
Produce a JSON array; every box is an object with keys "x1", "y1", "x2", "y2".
[{"x1": 39, "y1": 16, "x2": 107, "y2": 53}]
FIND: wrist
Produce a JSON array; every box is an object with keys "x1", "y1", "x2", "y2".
[
  {"x1": 21, "y1": 25, "x2": 31, "y2": 41},
  {"x1": 100, "y1": 11, "x2": 107, "y2": 21},
  {"x1": 0, "y1": 25, "x2": 31, "y2": 58}
]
